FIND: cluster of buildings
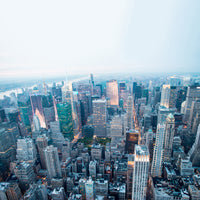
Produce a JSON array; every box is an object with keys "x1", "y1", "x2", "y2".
[{"x1": 0, "y1": 74, "x2": 200, "y2": 199}]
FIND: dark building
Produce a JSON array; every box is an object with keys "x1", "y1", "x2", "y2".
[
  {"x1": 0, "y1": 108, "x2": 7, "y2": 122},
  {"x1": 142, "y1": 89, "x2": 149, "y2": 104},
  {"x1": 8, "y1": 109, "x2": 21, "y2": 123},
  {"x1": 135, "y1": 85, "x2": 142, "y2": 99},
  {"x1": 132, "y1": 82, "x2": 137, "y2": 95},
  {"x1": 176, "y1": 87, "x2": 187, "y2": 112},
  {"x1": 151, "y1": 113, "x2": 157, "y2": 132},
  {"x1": 82, "y1": 125, "x2": 94, "y2": 138},
  {"x1": 125, "y1": 130, "x2": 139, "y2": 154}
]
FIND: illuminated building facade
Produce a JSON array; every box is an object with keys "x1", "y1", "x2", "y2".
[
  {"x1": 125, "y1": 129, "x2": 139, "y2": 154},
  {"x1": 132, "y1": 145, "x2": 149, "y2": 200},
  {"x1": 106, "y1": 80, "x2": 119, "y2": 107}
]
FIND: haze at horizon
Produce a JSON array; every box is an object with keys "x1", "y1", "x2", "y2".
[{"x1": 0, "y1": 0, "x2": 200, "y2": 80}]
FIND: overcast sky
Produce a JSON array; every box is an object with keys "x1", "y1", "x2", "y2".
[{"x1": 0, "y1": 0, "x2": 200, "y2": 80}]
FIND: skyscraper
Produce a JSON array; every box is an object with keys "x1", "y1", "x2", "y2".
[
  {"x1": 0, "y1": 128, "x2": 16, "y2": 179},
  {"x1": 132, "y1": 145, "x2": 149, "y2": 200},
  {"x1": 163, "y1": 114, "x2": 175, "y2": 162},
  {"x1": 183, "y1": 84, "x2": 200, "y2": 122},
  {"x1": 93, "y1": 99, "x2": 107, "y2": 137},
  {"x1": 160, "y1": 85, "x2": 177, "y2": 108},
  {"x1": 44, "y1": 145, "x2": 62, "y2": 182},
  {"x1": 189, "y1": 124, "x2": 200, "y2": 167},
  {"x1": 110, "y1": 115, "x2": 123, "y2": 137},
  {"x1": 106, "y1": 80, "x2": 119, "y2": 107},
  {"x1": 127, "y1": 95, "x2": 134, "y2": 130},
  {"x1": 36, "y1": 134, "x2": 48, "y2": 169},
  {"x1": 56, "y1": 102, "x2": 73, "y2": 140},
  {"x1": 30, "y1": 95, "x2": 46, "y2": 128},
  {"x1": 151, "y1": 124, "x2": 165, "y2": 177}
]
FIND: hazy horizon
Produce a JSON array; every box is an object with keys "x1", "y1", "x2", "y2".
[{"x1": 0, "y1": 0, "x2": 200, "y2": 80}]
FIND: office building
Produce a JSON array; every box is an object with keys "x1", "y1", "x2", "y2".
[
  {"x1": 93, "y1": 99, "x2": 107, "y2": 137},
  {"x1": 160, "y1": 85, "x2": 178, "y2": 109},
  {"x1": 57, "y1": 103, "x2": 73, "y2": 140},
  {"x1": 36, "y1": 134, "x2": 48, "y2": 169},
  {"x1": 30, "y1": 95, "x2": 46, "y2": 128},
  {"x1": 151, "y1": 124, "x2": 165, "y2": 177},
  {"x1": 132, "y1": 145, "x2": 149, "y2": 200},
  {"x1": 106, "y1": 80, "x2": 119, "y2": 107},
  {"x1": 0, "y1": 128, "x2": 16, "y2": 179},
  {"x1": 16, "y1": 138, "x2": 37, "y2": 163},
  {"x1": 44, "y1": 145, "x2": 62, "y2": 182},
  {"x1": 125, "y1": 129, "x2": 139, "y2": 154},
  {"x1": 127, "y1": 95, "x2": 134, "y2": 130},
  {"x1": 110, "y1": 115, "x2": 122, "y2": 137},
  {"x1": 189, "y1": 124, "x2": 200, "y2": 167},
  {"x1": 184, "y1": 84, "x2": 200, "y2": 122},
  {"x1": 50, "y1": 121, "x2": 61, "y2": 134},
  {"x1": 163, "y1": 114, "x2": 175, "y2": 162}
]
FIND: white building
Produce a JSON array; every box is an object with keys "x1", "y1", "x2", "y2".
[
  {"x1": 151, "y1": 124, "x2": 165, "y2": 177},
  {"x1": 85, "y1": 177, "x2": 94, "y2": 200},
  {"x1": 132, "y1": 145, "x2": 149, "y2": 200}
]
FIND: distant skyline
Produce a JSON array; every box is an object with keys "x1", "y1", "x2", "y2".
[{"x1": 0, "y1": 0, "x2": 200, "y2": 80}]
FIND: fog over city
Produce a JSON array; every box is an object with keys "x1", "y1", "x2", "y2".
[
  {"x1": 1, "y1": 1, "x2": 200, "y2": 200},
  {"x1": 0, "y1": 0, "x2": 200, "y2": 81}
]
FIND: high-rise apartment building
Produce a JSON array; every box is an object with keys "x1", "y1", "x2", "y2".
[
  {"x1": 44, "y1": 145, "x2": 62, "y2": 182},
  {"x1": 93, "y1": 99, "x2": 107, "y2": 137},
  {"x1": 106, "y1": 80, "x2": 119, "y2": 107},
  {"x1": 132, "y1": 145, "x2": 149, "y2": 200}
]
